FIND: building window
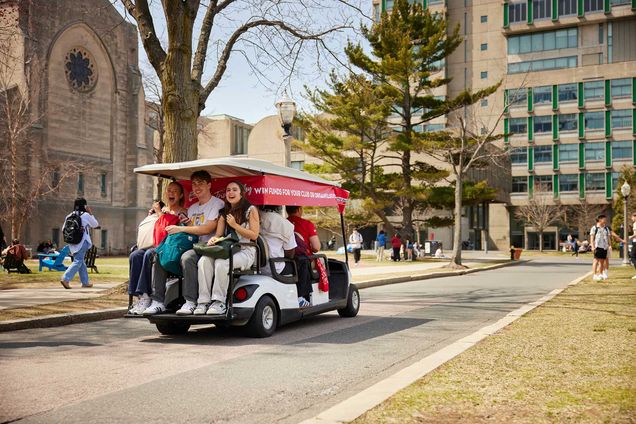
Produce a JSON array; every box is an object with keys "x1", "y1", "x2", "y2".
[
  {"x1": 100, "y1": 173, "x2": 107, "y2": 197},
  {"x1": 585, "y1": 172, "x2": 605, "y2": 191},
  {"x1": 558, "y1": 114, "x2": 578, "y2": 132},
  {"x1": 101, "y1": 229, "x2": 108, "y2": 250},
  {"x1": 611, "y1": 109, "x2": 632, "y2": 129},
  {"x1": 481, "y1": 15, "x2": 488, "y2": 22},
  {"x1": 232, "y1": 126, "x2": 250, "y2": 155},
  {"x1": 510, "y1": 147, "x2": 528, "y2": 164},
  {"x1": 558, "y1": 0, "x2": 577, "y2": 15},
  {"x1": 558, "y1": 83, "x2": 578, "y2": 103},
  {"x1": 77, "y1": 173, "x2": 84, "y2": 195},
  {"x1": 559, "y1": 174, "x2": 578, "y2": 192},
  {"x1": 533, "y1": 86, "x2": 552, "y2": 105},
  {"x1": 583, "y1": 81, "x2": 604, "y2": 101},
  {"x1": 52, "y1": 228, "x2": 60, "y2": 248},
  {"x1": 611, "y1": 141, "x2": 632, "y2": 160},
  {"x1": 559, "y1": 143, "x2": 578, "y2": 162},
  {"x1": 52, "y1": 170, "x2": 60, "y2": 188},
  {"x1": 481, "y1": 99, "x2": 488, "y2": 107},
  {"x1": 584, "y1": 111, "x2": 604, "y2": 131},
  {"x1": 509, "y1": 117, "x2": 528, "y2": 134},
  {"x1": 480, "y1": 71, "x2": 488, "y2": 79},
  {"x1": 610, "y1": 0, "x2": 630, "y2": 5},
  {"x1": 611, "y1": 78, "x2": 632, "y2": 99},
  {"x1": 508, "y1": 28, "x2": 577, "y2": 55},
  {"x1": 423, "y1": 123, "x2": 446, "y2": 132},
  {"x1": 584, "y1": 0, "x2": 603, "y2": 12},
  {"x1": 534, "y1": 145, "x2": 552, "y2": 163},
  {"x1": 534, "y1": 115, "x2": 552, "y2": 134},
  {"x1": 612, "y1": 172, "x2": 620, "y2": 190},
  {"x1": 508, "y1": 56, "x2": 577, "y2": 74},
  {"x1": 512, "y1": 176, "x2": 528, "y2": 193},
  {"x1": 535, "y1": 175, "x2": 553, "y2": 191},
  {"x1": 585, "y1": 142, "x2": 605, "y2": 161},
  {"x1": 509, "y1": 2, "x2": 527, "y2": 23},
  {"x1": 290, "y1": 160, "x2": 304, "y2": 170},
  {"x1": 480, "y1": 43, "x2": 488, "y2": 51},
  {"x1": 508, "y1": 88, "x2": 527, "y2": 107},
  {"x1": 533, "y1": 0, "x2": 552, "y2": 20},
  {"x1": 373, "y1": 4, "x2": 380, "y2": 21}
]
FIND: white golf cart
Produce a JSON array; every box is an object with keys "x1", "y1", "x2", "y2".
[{"x1": 132, "y1": 157, "x2": 360, "y2": 338}]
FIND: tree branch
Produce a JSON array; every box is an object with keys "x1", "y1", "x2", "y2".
[{"x1": 120, "y1": 0, "x2": 167, "y2": 74}]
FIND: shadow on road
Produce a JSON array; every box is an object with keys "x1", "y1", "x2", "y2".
[{"x1": 0, "y1": 341, "x2": 99, "y2": 349}]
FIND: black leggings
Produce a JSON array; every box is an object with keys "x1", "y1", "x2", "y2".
[
  {"x1": 392, "y1": 247, "x2": 401, "y2": 261},
  {"x1": 353, "y1": 248, "x2": 361, "y2": 263},
  {"x1": 295, "y1": 256, "x2": 313, "y2": 300}
]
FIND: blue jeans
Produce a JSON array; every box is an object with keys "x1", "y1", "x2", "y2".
[
  {"x1": 62, "y1": 241, "x2": 90, "y2": 286},
  {"x1": 128, "y1": 247, "x2": 155, "y2": 295}
]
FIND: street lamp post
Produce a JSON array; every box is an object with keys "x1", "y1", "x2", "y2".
[
  {"x1": 275, "y1": 92, "x2": 297, "y2": 168},
  {"x1": 621, "y1": 181, "x2": 631, "y2": 265}
]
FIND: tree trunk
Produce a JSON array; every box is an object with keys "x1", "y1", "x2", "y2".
[
  {"x1": 539, "y1": 231, "x2": 544, "y2": 253},
  {"x1": 400, "y1": 150, "x2": 414, "y2": 240},
  {"x1": 449, "y1": 172, "x2": 465, "y2": 268},
  {"x1": 161, "y1": 4, "x2": 199, "y2": 163}
]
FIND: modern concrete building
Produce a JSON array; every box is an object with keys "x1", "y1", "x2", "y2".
[{"x1": 373, "y1": 0, "x2": 636, "y2": 250}]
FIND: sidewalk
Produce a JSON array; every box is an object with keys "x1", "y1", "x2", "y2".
[{"x1": 0, "y1": 283, "x2": 120, "y2": 310}]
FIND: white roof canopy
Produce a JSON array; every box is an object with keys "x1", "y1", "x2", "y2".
[{"x1": 134, "y1": 157, "x2": 341, "y2": 187}]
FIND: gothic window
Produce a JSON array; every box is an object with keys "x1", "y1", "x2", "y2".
[{"x1": 64, "y1": 47, "x2": 97, "y2": 92}]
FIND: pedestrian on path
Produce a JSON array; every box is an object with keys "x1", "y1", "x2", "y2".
[
  {"x1": 571, "y1": 237, "x2": 580, "y2": 258},
  {"x1": 349, "y1": 228, "x2": 363, "y2": 265},
  {"x1": 590, "y1": 214, "x2": 624, "y2": 281},
  {"x1": 376, "y1": 230, "x2": 386, "y2": 262},
  {"x1": 391, "y1": 233, "x2": 401, "y2": 262},
  {"x1": 60, "y1": 198, "x2": 99, "y2": 289}
]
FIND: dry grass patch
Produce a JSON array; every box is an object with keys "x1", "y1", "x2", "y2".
[{"x1": 354, "y1": 267, "x2": 636, "y2": 424}]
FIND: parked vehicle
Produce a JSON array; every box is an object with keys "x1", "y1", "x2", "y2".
[{"x1": 132, "y1": 157, "x2": 360, "y2": 337}]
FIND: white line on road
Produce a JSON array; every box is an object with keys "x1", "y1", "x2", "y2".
[{"x1": 300, "y1": 271, "x2": 592, "y2": 424}]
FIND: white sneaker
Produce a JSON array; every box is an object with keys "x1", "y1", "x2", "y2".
[
  {"x1": 193, "y1": 303, "x2": 208, "y2": 315},
  {"x1": 206, "y1": 301, "x2": 227, "y2": 315},
  {"x1": 631, "y1": 275, "x2": 636, "y2": 279},
  {"x1": 143, "y1": 300, "x2": 166, "y2": 315},
  {"x1": 602, "y1": 270, "x2": 608, "y2": 279},
  {"x1": 593, "y1": 274, "x2": 602, "y2": 281},
  {"x1": 176, "y1": 301, "x2": 197, "y2": 315},
  {"x1": 132, "y1": 297, "x2": 152, "y2": 315}
]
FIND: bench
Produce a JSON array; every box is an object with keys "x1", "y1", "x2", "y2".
[{"x1": 85, "y1": 245, "x2": 99, "y2": 273}]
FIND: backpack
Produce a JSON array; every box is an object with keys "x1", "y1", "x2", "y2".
[
  {"x1": 63, "y1": 212, "x2": 84, "y2": 244},
  {"x1": 155, "y1": 231, "x2": 196, "y2": 276}
]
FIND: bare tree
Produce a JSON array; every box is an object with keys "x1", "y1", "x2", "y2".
[
  {"x1": 563, "y1": 199, "x2": 606, "y2": 240},
  {"x1": 118, "y1": 0, "x2": 360, "y2": 163},
  {"x1": 515, "y1": 186, "x2": 564, "y2": 252},
  {"x1": 141, "y1": 65, "x2": 165, "y2": 197},
  {"x1": 0, "y1": 26, "x2": 85, "y2": 240}
]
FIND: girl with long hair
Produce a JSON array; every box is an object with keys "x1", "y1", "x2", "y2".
[{"x1": 194, "y1": 181, "x2": 260, "y2": 315}]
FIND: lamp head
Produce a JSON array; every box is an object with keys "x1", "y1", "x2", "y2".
[
  {"x1": 275, "y1": 92, "x2": 296, "y2": 134},
  {"x1": 621, "y1": 181, "x2": 631, "y2": 197}
]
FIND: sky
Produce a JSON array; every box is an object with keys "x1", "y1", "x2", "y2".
[{"x1": 113, "y1": 1, "x2": 370, "y2": 124}]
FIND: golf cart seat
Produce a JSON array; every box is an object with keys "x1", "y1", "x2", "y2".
[{"x1": 233, "y1": 235, "x2": 269, "y2": 277}]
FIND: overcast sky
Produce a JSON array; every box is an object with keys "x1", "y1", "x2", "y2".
[{"x1": 113, "y1": 1, "x2": 369, "y2": 124}]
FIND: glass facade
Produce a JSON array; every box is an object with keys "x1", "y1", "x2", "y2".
[
  {"x1": 510, "y1": 147, "x2": 528, "y2": 164},
  {"x1": 535, "y1": 175, "x2": 553, "y2": 191},
  {"x1": 585, "y1": 142, "x2": 605, "y2": 161},
  {"x1": 584, "y1": 0, "x2": 603, "y2": 12},
  {"x1": 559, "y1": 174, "x2": 578, "y2": 192},
  {"x1": 533, "y1": 86, "x2": 552, "y2": 105},
  {"x1": 611, "y1": 78, "x2": 632, "y2": 98},
  {"x1": 512, "y1": 176, "x2": 528, "y2": 192},
  {"x1": 533, "y1": 0, "x2": 552, "y2": 20},
  {"x1": 508, "y1": 28, "x2": 577, "y2": 54},
  {"x1": 583, "y1": 81, "x2": 604, "y2": 101},
  {"x1": 559, "y1": 143, "x2": 578, "y2": 162},
  {"x1": 584, "y1": 111, "x2": 604, "y2": 131},
  {"x1": 534, "y1": 115, "x2": 552, "y2": 133},
  {"x1": 534, "y1": 145, "x2": 552, "y2": 162},
  {"x1": 508, "y1": 88, "x2": 528, "y2": 106},
  {"x1": 509, "y1": 1, "x2": 527, "y2": 23},
  {"x1": 510, "y1": 117, "x2": 528, "y2": 134},
  {"x1": 585, "y1": 173, "x2": 605, "y2": 191},
  {"x1": 558, "y1": 83, "x2": 577, "y2": 103},
  {"x1": 611, "y1": 109, "x2": 632, "y2": 129},
  {"x1": 558, "y1": 0, "x2": 577, "y2": 15},
  {"x1": 508, "y1": 56, "x2": 577, "y2": 74},
  {"x1": 558, "y1": 114, "x2": 578, "y2": 132},
  {"x1": 611, "y1": 141, "x2": 633, "y2": 160}
]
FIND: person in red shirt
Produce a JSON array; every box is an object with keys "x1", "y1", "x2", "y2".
[
  {"x1": 286, "y1": 206, "x2": 320, "y2": 307},
  {"x1": 391, "y1": 233, "x2": 402, "y2": 262}
]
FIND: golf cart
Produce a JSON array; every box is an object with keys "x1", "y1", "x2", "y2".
[{"x1": 132, "y1": 157, "x2": 360, "y2": 337}]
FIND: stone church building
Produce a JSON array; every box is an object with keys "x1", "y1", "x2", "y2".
[{"x1": 1, "y1": 0, "x2": 154, "y2": 254}]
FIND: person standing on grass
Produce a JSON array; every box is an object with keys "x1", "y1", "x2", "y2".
[
  {"x1": 629, "y1": 212, "x2": 636, "y2": 279},
  {"x1": 590, "y1": 214, "x2": 624, "y2": 281},
  {"x1": 60, "y1": 198, "x2": 99, "y2": 289},
  {"x1": 376, "y1": 230, "x2": 386, "y2": 262},
  {"x1": 349, "y1": 228, "x2": 363, "y2": 265},
  {"x1": 391, "y1": 233, "x2": 401, "y2": 262}
]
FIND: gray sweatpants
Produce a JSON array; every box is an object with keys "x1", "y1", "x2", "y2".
[{"x1": 151, "y1": 249, "x2": 200, "y2": 303}]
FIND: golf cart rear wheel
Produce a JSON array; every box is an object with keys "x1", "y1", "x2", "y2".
[
  {"x1": 338, "y1": 284, "x2": 360, "y2": 318},
  {"x1": 245, "y1": 296, "x2": 277, "y2": 338},
  {"x1": 156, "y1": 322, "x2": 191, "y2": 335}
]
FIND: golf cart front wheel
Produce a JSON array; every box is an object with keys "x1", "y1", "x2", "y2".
[
  {"x1": 338, "y1": 284, "x2": 360, "y2": 318},
  {"x1": 245, "y1": 296, "x2": 278, "y2": 338}
]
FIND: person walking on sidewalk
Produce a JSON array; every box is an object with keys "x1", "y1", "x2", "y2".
[
  {"x1": 590, "y1": 214, "x2": 624, "y2": 281},
  {"x1": 376, "y1": 230, "x2": 386, "y2": 262},
  {"x1": 60, "y1": 198, "x2": 99, "y2": 289},
  {"x1": 349, "y1": 228, "x2": 363, "y2": 265}
]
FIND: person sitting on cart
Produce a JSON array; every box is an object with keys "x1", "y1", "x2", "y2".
[
  {"x1": 286, "y1": 206, "x2": 320, "y2": 307},
  {"x1": 194, "y1": 181, "x2": 260, "y2": 315},
  {"x1": 144, "y1": 171, "x2": 225, "y2": 315},
  {"x1": 258, "y1": 204, "x2": 297, "y2": 276}
]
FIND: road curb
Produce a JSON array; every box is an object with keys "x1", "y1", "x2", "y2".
[
  {"x1": 0, "y1": 260, "x2": 524, "y2": 332},
  {"x1": 356, "y1": 259, "x2": 527, "y2": 290},
  {"x1": 0, "y1": 307, "x2": 127, "y2": 332},
  {"x1": 300, "y1": 270, "x2": 592, "y2": 424}
]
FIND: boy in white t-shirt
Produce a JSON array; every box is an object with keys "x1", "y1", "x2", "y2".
[
  {"x1": 590, "y1": 214, "x2": 624, "y2": 281},
  {"x1": 145, "y1": 171, "x2": 225, "y2": 315}
]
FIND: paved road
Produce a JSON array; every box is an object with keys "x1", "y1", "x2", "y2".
[{"x1": 0, "y1": 258, "x2": 589, "y2": 423}]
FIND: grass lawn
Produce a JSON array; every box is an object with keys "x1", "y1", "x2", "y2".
[{"x1": 354, "y1": 266, "x2": 636, "y2": 423}]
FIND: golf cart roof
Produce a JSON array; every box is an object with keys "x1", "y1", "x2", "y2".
[
  {"x1": 134, "y1": 157, "x2": 349, "y2": 212},
  {"x1": 134, "y1": 157, "x2": 340, "y2": 187}
]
